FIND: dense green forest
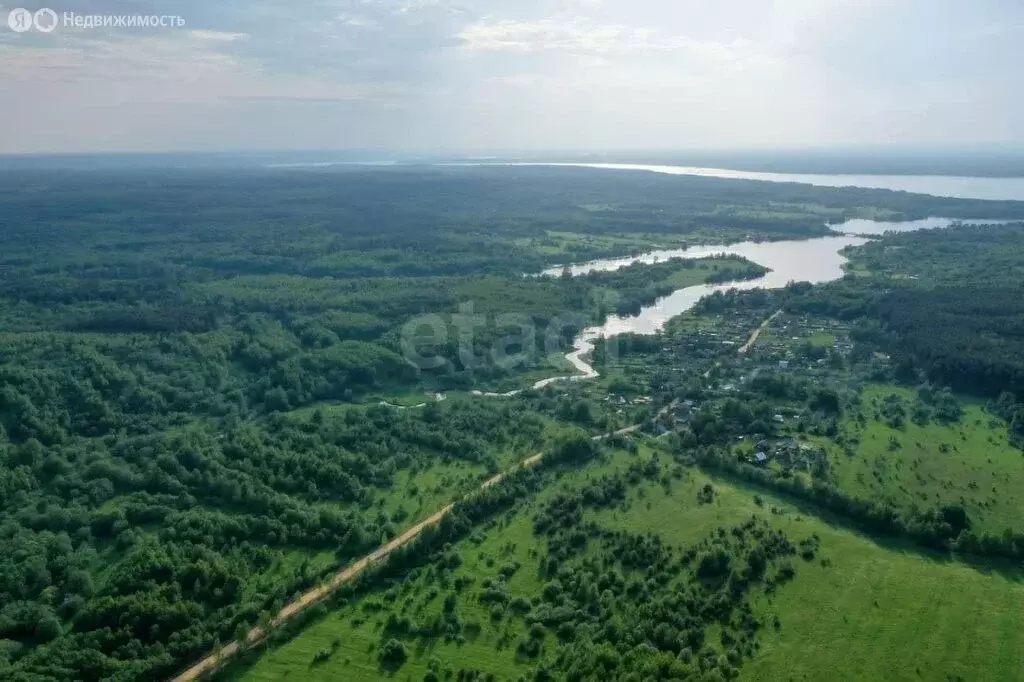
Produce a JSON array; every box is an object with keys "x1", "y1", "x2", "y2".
[
  {"x1": 787, "y1": 223, "x2": 1024, "y2": 400},
  {"x1": 2, "y1": 166, "x2": 1024, "y2": 681}
]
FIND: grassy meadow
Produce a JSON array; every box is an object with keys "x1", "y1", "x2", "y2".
[
  {"x1": 230, "y1": 441, "x2": 1024, "y2": 682},
  {"x1": 824, "y1": 385, "x2": 1024, "y2": 537},
  {"x1": 594, "y1": 464, "x2": 1024, "y2": 682},
  {"x1": 230, "y1": 446, "x2": 663, "y2": 682}
]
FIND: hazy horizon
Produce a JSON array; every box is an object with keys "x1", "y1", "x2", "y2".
[
  {"x1": 2, "y1": 0, "x2": 1023, "y2": 155},
  {"x1": 6, "y1": 146, "x2": 1024, "y2": 180}
]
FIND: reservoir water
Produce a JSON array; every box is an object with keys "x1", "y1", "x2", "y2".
[
  {"x1": 499, "y1": 163, "x2": 1024, "y2": 202},
  {"x1": 274, "y1": 160, "x2": 1024, "y2": 200},
  {"x1": 535, "y1": 216, "x2": 1014, "y2": 387}
]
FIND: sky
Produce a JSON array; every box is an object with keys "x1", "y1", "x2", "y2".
[{"x1": 0, "y1": 0, "x2": 1021, "y2": 154}]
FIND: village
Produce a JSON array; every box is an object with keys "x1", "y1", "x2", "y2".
[{"x1": 594, "y1": 305, "x2": 860, "y2": 477}]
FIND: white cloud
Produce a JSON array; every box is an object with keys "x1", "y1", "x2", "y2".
[
  {"x1": 0, "y1": 34, "x2": 242, "y2": 89},
  {"x1": 337, "y1": 15, "x2": 382, "y2": 29},
  {"x1": 395, "y1": 0, "x2": 470, "y2": 17},
  {"x1": 189, "y1": 30, "x2": 248, "y2": 41},
  {"x1": 0, "y1": 30, "x2": 406, "y2": 105},
  {"x1": 486, "y1": 73, "x2": 545, "y2": 86},
  {"x1": 458, "y1": 15, "x2": 751, "y2": 58},
  {"x1": 398, "y1": 0, "x2": 442, "y2": 12},
  {"x1": 1, "y1": 0, "x2": 1022, "y2": 153}
]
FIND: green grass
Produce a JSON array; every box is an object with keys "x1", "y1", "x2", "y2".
[
  {"x1": 804, "y1": 331, "x2": 836, "y2": 347},
  {"x1": 232, "y1": 441, "x2": 1024, "y2": 682},
  {"x1": 848, "y1": 206, "x2": 903, "y2": 221},
  {"x1": 234, "y1": 517, "x2": 544, "y2": 682},
  {"x1": 514, "y1": 226, "x2": 808, "y2": 265},
  {"x1": 366, "y1": 390, "x2": 441, "y2": 407},
  {"x1": 231, "y1": 447, "x2": 660, "y2": 682},
  {"x1": 240, "y1": 549, "x2": 339, "y2": 603},
  {"x1": 364, "y1": 413, "x2": 583, "y2": 522},
  {"x1": 372, "y1": 462, "x2": 489, "y2": 521},
  {"x1": 592, "y1": 462, "x2": 1024, "y2": 682},
  {"x1": 511, "y1": 230, "x2": 681, "y2": 258},
  {"x1": 543, "y1": 230, "x2": 690, "y2": 252},
  {"x1": 470, "y1": 353, "x2": 577, "y2": 392},
  {"x1": 824, "y1": 385, "x2": 1024, "y2": 536},
  {"x1": 659, "y1": 260, "x2": 740, "y2": 288}
]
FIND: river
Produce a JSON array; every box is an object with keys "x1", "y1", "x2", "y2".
[{"x1": 534, "y1": 216, "x2": 1011, "y2": 388}]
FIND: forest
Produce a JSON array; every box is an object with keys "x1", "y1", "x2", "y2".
[
  {"x1": 787, "y1": 223, "x2": 1024, "y2": 399},
  {"x1": 3, "y1": 166, "x2": 1024, "y2": 681}
]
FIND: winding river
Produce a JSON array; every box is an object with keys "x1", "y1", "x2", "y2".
[
  {"x1": 382, "y1": 215, "x2": 1015, "y2": 406},
  {"x1": 528, "y1": 216, "x2": 1012, "y2": 389}
]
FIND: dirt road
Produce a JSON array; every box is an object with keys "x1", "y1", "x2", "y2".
[
  {"x1": 169, "y1": 499, "x2": 457, "y2": 681},
  {"x1": 738, "y1": 309, "x2": 782, "y2": 354},
  {"x1": 171, "y1": 302, "x2": 781, "y2": 681},
  {"x1": 170, "y1": 420, "x2": 649, "y2": 681},
  {"x1": 171, "y1": 429, "x2": 621, "y2": 681}
]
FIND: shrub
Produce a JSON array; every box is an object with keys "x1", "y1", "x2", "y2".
[
  {"x1": 379, "y1": 638, "x2": 409, "y2": 669},
  {"x1": 509, "y1": 596, "x2": 532, "y2": 614},
  {"x1": 696, "y1": 549, "x2": 731, "y2": 580}
]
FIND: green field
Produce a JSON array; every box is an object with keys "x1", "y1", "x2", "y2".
[
  {"x1": 232, "y1": 447, "x2": 661, "y2": 682},
  {"x1": 821, "y1": 385, "x2": 1024, "y2": 536},
  {"x1": 232, "y1": 512, "x2": 546, "y2": 682},
  {"x1": 658, "y1": 260, "x2": 751, "y2": 288},
  {"x1": 804, "y1": 331, "x2": 836, "y2": 347},
  {"x1": 593, "y1": 464, "x2": 1024, "y2": 682},
  {"x1": 7, "y1": 165, "x2": 1024, "y2": 681},
  {"x1": 231, "y1": 442, "x2": 1024, "y2": 682},
  {"x1": 512, "y1": 230, "x2": 691, "y2": 257}
]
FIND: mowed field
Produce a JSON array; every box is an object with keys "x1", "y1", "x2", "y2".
[{"x1": 825, "y1": 385, "x2": 1024, "y2": 536}]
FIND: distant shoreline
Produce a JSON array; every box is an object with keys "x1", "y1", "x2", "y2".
[
  {"x1": 4, "y1": 149, "x2": 1024, "y2": 180},
  {"x1": 441, "y1": 161, "x2": 1024, "y2": 201}
]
